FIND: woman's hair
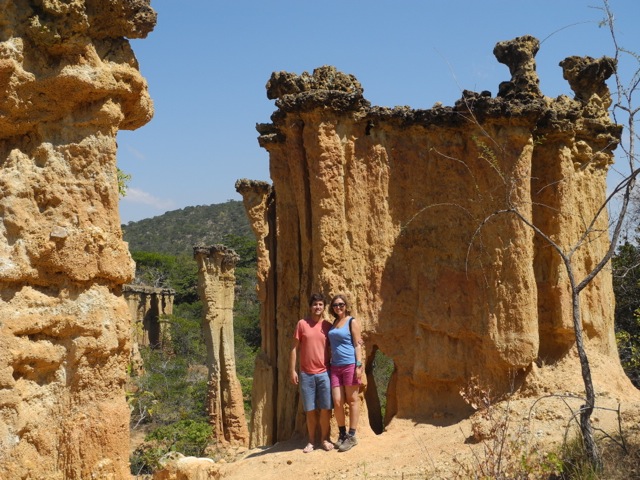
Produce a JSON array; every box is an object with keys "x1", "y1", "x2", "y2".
[
  {"x1": 308, "y1": 292, "x2": 325, "y2": 306},
  {"x1": 329, "y1": 294, "x2": 351, "y2": 319}
]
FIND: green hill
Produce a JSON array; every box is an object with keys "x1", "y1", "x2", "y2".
[{"x1": 122, "y1": 200, "x2": 252, "y2": 255}]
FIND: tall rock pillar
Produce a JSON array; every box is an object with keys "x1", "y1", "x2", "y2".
[
  {"x1": 0, "y1": 1, "x2": 156, "y2": 478},
  {"x1": 194, "y1": 246, "x2": 249, "y2": 447},
  {"x1": 123, "y1": 284, "x2": 176, "y2": 373},
  {"x1": 244, "y1": 36, "x2": 630, "y2": 444},
  {"x1": 235, "y1": 180, "x2": 277, "y2": 447}
]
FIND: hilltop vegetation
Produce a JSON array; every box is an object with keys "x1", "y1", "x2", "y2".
[
  {"x1": 124, "y1": 201, "x2": 259, "y2": 474},
  {"x1": 122, "y1": 200, "x2": 252, "y2": 256}
]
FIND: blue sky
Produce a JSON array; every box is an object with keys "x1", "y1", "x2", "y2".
[{"x1": 117, "y1": 0, "x2": 639, "y2": 224}]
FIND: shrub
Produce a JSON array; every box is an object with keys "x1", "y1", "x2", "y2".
[{"x1": 130, "y1": 419, "x2": 212, "y2": 475}]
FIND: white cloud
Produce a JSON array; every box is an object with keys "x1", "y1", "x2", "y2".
[
  {"x1": 122, "y1": 188, "x2": 176, "y2": 210},
  {"x1": 125, "y1": 145, "x2": 146, "y2": 161}
]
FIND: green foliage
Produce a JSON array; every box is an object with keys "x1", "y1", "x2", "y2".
[
  {"x1": 131, "y1": 251, "x2": 199, "y2": 304},
  {"x1": 612, "y1": 241, "x2": 640, "y2": 387},
  {"x1": 122, "y1": 200, "x2": 252, "y2": 256},
  {"x1": 166, "y1": 313, "x2": 206, "y2": 360},
  {"x1": 130, "y1": 347, "x2": 208, "y2": 426},
  {"x1": 372, "y1": 350, "x2": 394, "y2": 418},
  {"x1": 225, "y1": 233, "x2": 261, "y2": 350},
  {"x1": 234, "y1": 333, "x2": 257, "y2": 379},
  {"x1": 147, "y1": 419, "x2": 212, "y2": 454},
  {"x1": 167, "y1": 254, "x2": 199, "y2": 304},
  {"x1": 130, "y1": 442, "x2": 166, "y2": 475},
  {"x1": 131, "y1": 419, "x2": 212, "y2": 474},
  {"x1": 559, "y1": 433, "x2": 600, "y2": 480},
  {"x1": 130, "y1": 251, "x2": 176, "y2": 287},
  {"x1": 612, "y1": 242, "x2": 640, "y2": 331},
  {"x1": 117, "y1": 167, "x2": 131, "y2": 197},
  {"x1": 234, "y1": 297, "x2": 260, "y2": 351},
  {"x1": 174, "y1": 301, "x2": 204, "y2": 320},
  {"x1": 616, "y1": 326, "x2": 640, "y2": 387},
  {"x1": 129, "y1": 338, "x2": 209, "y2": 475},
  {"x1": 238, "y1": 373, "x2": 254, "y2": 417},
  {"x1": 223, "y1": 233, "x2": 258, "y2": 268}
]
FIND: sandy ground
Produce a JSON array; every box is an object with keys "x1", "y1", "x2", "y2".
[
  {"x1": 216, "y1": 396, "x2": 640, "y2": 480},
  {"x1": 139, "y1": 354, "x2": 640, "y2": 479}
]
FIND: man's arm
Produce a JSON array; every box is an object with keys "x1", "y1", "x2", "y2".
[{"x1": 290, "y1": 337, "x2": 300, "y2": 385}]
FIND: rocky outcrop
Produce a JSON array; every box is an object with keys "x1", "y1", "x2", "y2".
[
  {"x1": 123, "y1": 284, "x2": 175, "y2": 372},
  {"x1": 123, "y1": 284, "x2": 175, "y2": 347},
  {"x1": 234, "y1": 179, "x2": 276, "y2": 448},
  {"x1": 0, "y1": 1, "x2": 155, "y2": 478},
  {"x1": 152, "y1": 453, "x2": 221, "y2": 480},
  {"x1": 194, "y1": 246, "x2": 249, "y2": 447},
  {"x1": 239, "y1": 36, "x2": 630, "y2": 444}
]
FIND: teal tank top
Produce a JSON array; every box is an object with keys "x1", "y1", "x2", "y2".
[{"x1": 328, "y1": 317, "x2": 356, "y2": 366}]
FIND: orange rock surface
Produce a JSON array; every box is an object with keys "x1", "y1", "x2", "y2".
[
  {"x1": 194, "y1": 246, "x2": 249, "y2": 448},
  {"x1": 0, "y1": 1, "x2": 155, "y2": 478},
  {"x1": 238, "y1": 36, "x2": 632, "y2": 445}
]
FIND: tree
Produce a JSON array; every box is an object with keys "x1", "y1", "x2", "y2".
[
  {"x1": 131, "y1": 251, "x2": 199, "y2": 303},
  {"x1": 613, "y1": 241, "x2": 640, "y2": 387},
  {"x1": 117, "y1": 167, "x2": 131, "y2": 197},
  {"x1": 462, "y1": 1, "x2": 639, "y2": 470}
]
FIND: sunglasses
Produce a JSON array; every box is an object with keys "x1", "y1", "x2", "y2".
[{"x1": 332, "y1": 303, "x2": 346, "y2": 308}]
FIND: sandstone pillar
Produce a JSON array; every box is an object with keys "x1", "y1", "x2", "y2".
[
  {"x1": 123, "y1": 284, "x2": 175, "y2": 373},
  {"x1": 235, "y1": 180, "x2": 277, "y2": 447},
  {"x1": 194, "y1": 246, "x2": 249, "y2": 447},
  {"x1": 532, "y1": 55, "x2": 620, "y2": 362},
  {"x1": 242, "y1": 36, "x2": 629, "y2": 443},
  {"x1": 0, "y1": 1, "x2": 156, "y2": 478}
]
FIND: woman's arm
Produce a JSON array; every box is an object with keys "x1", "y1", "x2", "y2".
[{"x1": 351, "y1": 318, "x2": 364, "y2": 373}]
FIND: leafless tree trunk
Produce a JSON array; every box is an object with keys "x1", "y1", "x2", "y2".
[{"x1": 465, "y1": 1, "x2": 639, "y2": 470}]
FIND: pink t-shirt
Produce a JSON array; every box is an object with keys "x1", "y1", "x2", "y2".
[{"x1": 294, "y1": 318, "x2": 332, "y2": 374}]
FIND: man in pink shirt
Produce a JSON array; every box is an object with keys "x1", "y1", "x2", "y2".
[{"x1": 290, "y1": 293, "x2": 334, "y2": 452}]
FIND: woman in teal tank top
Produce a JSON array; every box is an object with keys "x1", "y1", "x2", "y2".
[{"x1": 328, "y1": 294, "x2": 363, "y2": 452}]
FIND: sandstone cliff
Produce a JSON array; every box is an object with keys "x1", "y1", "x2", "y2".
[
  {"x1": 195, "y1": 246, "x2": 249, "y2": 448},
  {"x1": 238, "y1": 35, "x2": 631, "y2": 445},
  {"x1": 123, "y1": 284, "x2": 175, "y2": 373},
  {"x1": 0, "y1": 1, "x2": 155, "y2": 478}
]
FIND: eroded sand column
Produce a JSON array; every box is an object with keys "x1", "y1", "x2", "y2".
[
  {"x1": 123, "y1": 284, "x2": 175, "y2": 373},
  {"x1": 235, "y1": 179, "x2": 277, "y2": 447},
  {"x1": 243, "y1": 36, "x2": 627, "y2": 443},
  {"x1": 0, "y1": 1, "x2": 156, "y2": 478},
  {"x1": 194, "y1": 246, "x2": 249, "y2": 447}
]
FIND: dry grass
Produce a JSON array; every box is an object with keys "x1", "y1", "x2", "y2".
[
  {"x1": 559, "y1": 430, "x2": 640, "y2": 480},
  {"x1": 450, "y1": 377, "x2": 640, "y2": 480}
]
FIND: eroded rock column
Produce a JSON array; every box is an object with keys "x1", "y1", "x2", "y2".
[
  {"x1": 194, "y1": 246, "x2": 249, "y2": 447},
  {"x1": 0, "y1": 1, "x2": 156, "y2": 478},
  {"x1": 242, "y1": 35, "x2": 628, "y2": 443},
  {"x1": 235, "y1": 180, "x2": 277, "y2": 447},
  {"x1": 123, "y1": 284, "x2": 175, "y2": 373}
]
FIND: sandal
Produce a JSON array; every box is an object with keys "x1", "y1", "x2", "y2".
[
  {"x1": 303, "y1": 443, "x2": 314, "y2": 453},
  {"x1": 322, "y1": 440, "x2": 334, "y2": 451}
]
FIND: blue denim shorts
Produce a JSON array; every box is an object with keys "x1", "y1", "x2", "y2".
[{"x1": 300, "y1": 371, "x2": 333, "y2": 411}]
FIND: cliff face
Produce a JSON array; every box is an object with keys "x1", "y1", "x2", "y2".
[
  {"x1": 239, "y1": 36, "x2": 628, "y2": 443},
  {"x1": 123, "y1": 284, "x2": 175, "y2": 373},
  {"x1": 0, "y1": 1, "x2": 155, "y2": 478}
]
